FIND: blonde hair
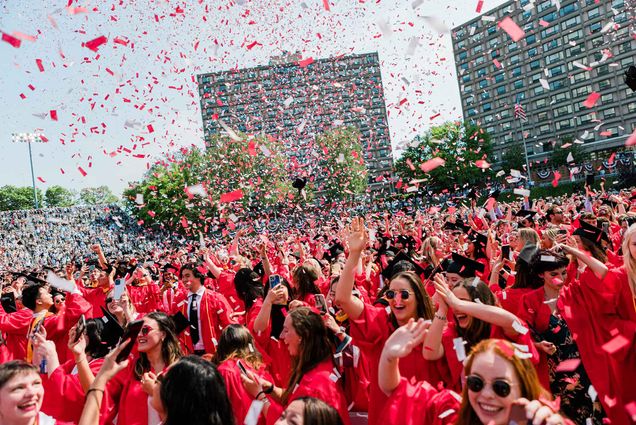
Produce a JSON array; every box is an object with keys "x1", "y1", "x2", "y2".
[
  {"x1": 422, "y1": 236, "x2": 442, "y2": 264},
  {"x1": 519, "y1": 228, "x2": 540, "y2": 246},
  {"x1": 622, "y1": 224, "x2": 636, "y2": 299}
]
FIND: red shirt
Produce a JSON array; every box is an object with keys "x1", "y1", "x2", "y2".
[{"x1": 380, "y1": 378, "x2": 459, "y2": 425}]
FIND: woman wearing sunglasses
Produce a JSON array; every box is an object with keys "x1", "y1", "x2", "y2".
[
  {"x1": 378, "y1": 323, "x2": 570, "y2": 425},
  {"x1": 78, "y1": 311, "x2": 183, "y2": 425},
  {"x1": 104, "y1": 289, "x2": 139, "y2": 327},
  {"x1": 334, "y1": 218, "x2": 447, "y2": 425},
  {"x1": 424, "y1": 275, "x2": 538, "y2": 392}
]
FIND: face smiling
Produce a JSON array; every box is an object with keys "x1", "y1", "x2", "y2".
[
  {"x1": 0, "y1": 371, "x2": 44, "y2": 425},
  {"x1": 137, "y1": 317, "x2": 164, "y2": 353},
  {"x1": 388, "y1": 277, "x2": 417, "y2": 325},
  {"x1": 452, "y1": 286, "x2": 472, "y2": 329},
  {"x1": 280, "y1": 315, "x2": 301, "y2": 357},
  {"x1": 468, "y1": 350, "x2": 521, "y2": 425}
]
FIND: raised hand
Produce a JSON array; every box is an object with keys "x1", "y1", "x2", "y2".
[
  {"x1": 382, "y1": 318, "x2": 431, "y2": 361},
  {"x1": 347, "y1": 217, "x2": 368, "y2": 254}
]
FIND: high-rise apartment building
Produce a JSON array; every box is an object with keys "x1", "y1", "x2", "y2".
[
  {"x1": 196, "y1": 52, "x2": 393, "y2": 193},
  {"x1": 451, "y1": 0, "x2": 634, "y2": 171}
]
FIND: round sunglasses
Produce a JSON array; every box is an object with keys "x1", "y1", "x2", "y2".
[
  {"x1": 385, "y1": 289, "x2": 414, "y2": 300},
  {"x1": 466, "y1": 375, "x2": 515, "y2": 398}
]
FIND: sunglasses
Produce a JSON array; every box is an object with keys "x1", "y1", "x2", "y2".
[
  {"x1": 55, "y1": 298, "x2": 65, "y2": 304},
  {"x1": 466, "y1": 375, "x2": 514, "y2": 398},
  {"x1": 140, "y1": 326, "x2": 154, "y2": 336},
  {"x1": 385, "y1": 289, "x2": 414, "y2": 300}
]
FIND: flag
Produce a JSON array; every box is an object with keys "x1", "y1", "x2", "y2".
[{"x1": 514, "y1": 103, "x2": 527, "y2": 121}]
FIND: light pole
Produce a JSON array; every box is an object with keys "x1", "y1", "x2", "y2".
[{"x1": 11, "y1": 132, "x2": 43, "y2": 209}]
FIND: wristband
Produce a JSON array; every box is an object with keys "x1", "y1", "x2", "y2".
[
  {"x1": 263, "y1": 384, "x2": 274, "y2": 394},
  {"x1": 86, "y1": 388, "x2": 105, "y2": 398},
  {"x1": 255, "y1": 390, "x2": 267, "y2": 400},
  {"x1": 434, "y1": 314, "x2": 447, "y2": 321}
]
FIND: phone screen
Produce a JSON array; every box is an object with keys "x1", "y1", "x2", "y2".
[
  {"x1": 314, "y1": 294, "x2": 328, "y2": 315},
  {"x1": 236, "y1": 360, "x2": 249, "y2": 376},
  {"x1": 116, "y1": 320, "x2": 144, "y2": 363},
  {"x1": 268, "y1": 274, "x2": 281, "y2": 289},
  {"x1": 72, "y1": 315, "x2": 86, "y2": 344},
  {"x1": 502, "y1": 245, "x2": 511, "y2": 261}
]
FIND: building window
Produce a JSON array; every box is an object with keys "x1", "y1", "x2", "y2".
[
  {"x1": 543, "y1": 39, "x2": 559, "y2": 53},
  {"x1": 510, "y1": 55, "x2": 520, "y2": 64},
  {"x1": 556, "y1": 119, "x2": 573, "y2": 130},
  {"x1": 539, "y1": 124, "x2": 551, "y2": 134},
  {"x1": 479, "y1": 79, "x2": 488, "y2": 88},
  {"x1": 535, "y1": 98, "x2": 548, "y2": 109},
  {"x1": 540, "y1": 25, "x2": 559, "y2": 38},
  {"x1": 458, "y1": 51, "x2": 468, "y2": 61},
  {"x1": 566, "y1": 44, "x2": 584, "y2": 57},
  {"x1": 481, "y1": 92, "x2": 491, "y2": 100},
  {"x1": 526, "y1": 34, "x2": 537, "y2": 44},
  {"x1": 550, "y1": 65, "x2": 565, "y2": 77},
  {"x1": 551, "y1": 92, "x2": 570, "y2": 103},
  {"x1": 587, "y1": 7, "x2": 600, "y2": 19},
  {"x1": 554, "y1": 105, "x2": 573, "y2": 117},
  {"x1": 558, "y1": 3, "x2": 578, "y2": 16},
  {"x1": 589, "y1": 22, "x2": 602, "y2": 33},
  {"x1": 530, "y1": 60, "x2": 541, "y2": 70},
  {"x1": 494, "y1": 73, "x2": 505, "y2": 83},
  {"x1": 477, "y1": 67, "x2": 487, "y2": 77},
  {"x1": 537, "y1": 0, "x2": 552, "y2": 13},
  {"x1": 473, "y1": 45, "x2": 483, "y2": 54},
  {"x1": 475, "y1": 56, "x2": 485, "y2": 65},
  {"x1": 619, "y1": 41, "x2": 632, "y2": 54},
  {"x1": 528, "y1": 47, "x2": 538, "y2": 57},
  {"x1": 603, "y1": 108, "x2": 617, "y2": 119},
  {"x1": 546, "y1": 52, "x2": 564, "y2": 65},
  {"x1": 534, "y1": 86, "x2": 544, "y2": 95},
  {"x1": 561, "y1": 16, "x2": 581, "y2": 29},
  {"x1": 512, "y1": 66, "x2": 522, "y2": 77},
  {"x1": 598, "y1": 79, "x2": 612, "y2": 90},
  {"x1": 537, "y1": 111, "x2": 549, "y2": 121},
  {"x1": 496, "y1": 86, "x2": 506, "y2": 95},
  {"x1": 513, "y1": 80, "x2": 524, "y2": 89},
  {"x1": 601, "y1": 92, "x2": 613, "y2": 102},
  {"x1": 564, "y1": 29, "x2": 583, "y2": 43}
]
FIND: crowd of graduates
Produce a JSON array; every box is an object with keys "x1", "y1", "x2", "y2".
[{"x1": 0, "y1": 185, "x2": 635, "y2": 425}]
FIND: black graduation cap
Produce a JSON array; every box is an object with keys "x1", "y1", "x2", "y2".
[
  {"x1": 292, "y1": 177, "x2": 307, "y2": 190},
  {"x1": 99, "y1": 307, "x2": 124, "y2": 349},
  {"x1": 517, "y1": 243, "x2": 539, "y2": 265},
  {"x1": 468, "y1": 231, "x2": 488, "y2": 248},
  {"x1": 573, "y1": 220, "x2": 610, "y2": 248},
  {"x1": 381, "y1": 251, "x2": 427, "y2": 280},
  {"x1": 468, "y1": 188, "x2": 478, "y2": 200},
  {"x1": 515, "y1": 209, "x2": 537, "y2": 220},
  {"x1": 585, "y1": 174, "x2": 595, "y2": 187},
  {"x1": 170, "y1": 311, "x2": 190, "y2": 335},
  {"x1": 253, "y1": 261, "x2": 265, "y2": 277},
  {"x1": 625, "y1": 65, "x2": 636, "y2": 92},
  {"x1": 444, "y1": 253, "x2": 485, "y2": 278},
  {"x1": 488, "y1": 189, "x2": 501, "y2": 200},
  {"x1": 324, "y1": 242, "x2": 345, "y2": 262},
  {"x1": 600, "y1": 198, "x2": 618, "y2": 208},
  {"x1": 13, "y1": 271, "x2": 47, "y2": 285},
  {"x1": 443, "y1": 221, "x2": 470, "y2": 233}
]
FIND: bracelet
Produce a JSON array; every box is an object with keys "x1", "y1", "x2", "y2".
[
  {"x1": 255, "y1": 390, "x2": 266, "y2": 400},
  {"x1": 85, "y1": 388, "x2": 105, "y2": 398},
  {"x1": 434, "y1": 314, "x2": 447, "y2": 321},
  {"x1": 76, "y1": 356, "x2": 88, "y2": 365}
]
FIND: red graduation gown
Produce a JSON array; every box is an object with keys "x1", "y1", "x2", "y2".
[
  {"x1": 264, "y1": 358, "x2": 351, "y2": 425},
  {"x1": 380, "y1": 378, "x2": 459, "y2": 425},
  {"x1": 41, "y1": 358, "x2": 106, "y2": 424},
  {"x1": 215, "y1": 270, "x2": 246, "y2": 324},
  {"x1": 349, "y1": 303, "x2": 451, "y2": 425},
  {"x1": 79, "y1": 284, "x2": 110, "y2": 319},
  {"x1": 0, "y1": 306, "x2": 31, "y2": 361},
  {"x1": 177, "y1": 288, "x2": 236, "y2": 355},
  {"x1": 218, "y1": 358, "x2": 273, "y2": 425},
  {"x1": 127, "y1": 283, "x2": 163, "y2": 315}
]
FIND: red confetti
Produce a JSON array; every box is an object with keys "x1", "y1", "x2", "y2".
[
  {"x1": 601, "y1": 334, "x2": 629, "y2": 354},
  {"x1": 78, "y1": 166, "x2": 87, "y2": 177},
  {"x1": 498, "y1": 17, "x2": 525, "y2": 42},
  {"x1": 322, "y1": 0, "x2": 330, "y2": 11},
  {"x1": 246, "y1": 41, "x2": 261, "y2": 50},
  {"x1": 626, "y1": 128, "x2": 636, "y2": 146},
  {"x1": 147, "y1": 124, "x2": 154, "y2": 133},
  {"x1": 219, "y1": 189, "x2": 244, "y2": 203},
  {"x1": 552, "y1": 170, "x2": 561, "y2": 187},
  {"x1": 50, "y1": 110, "x2": 58, "y2": 121},
  {"x1": 476, "y1": 0, "x2": 484, "y2": 13},
  {"x1": 180, "y1": 216, "x2": 189, "y2": 229},
  {"x1": 1, "y1": 32, "x2": 21, "y2": 48},
  {"x1": 420, "y1": 157, "x2": 445, "y2": 172},
  {"x1": 37, "y1": 177, "x2": 46, "y2": 183},
  {"x1": 35, "y1": 59, "x2": 45, "y2": 72},
  {"x1": 84, "y1": 35, "x2": 107, "y2": 52},
  {"x1": 299, "y1": 57, "x2": 314, "y2": 67},
  {"x1": 555, "y1": 358, "x2": 580, "y2": 372},
  {"x1": 583, "y1": 92, "x2": 600, "y2": 108},
  {"x1": 430, "y1": 113, "x2": 440, "y2": 120},
  {"x1": 475, "y1": 159, "x2": 490, "y2": 169}
]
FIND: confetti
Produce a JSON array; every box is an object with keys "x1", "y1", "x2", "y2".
[
  {"x1": 84, "y1": 35, "x2": 108, "y2": 52},
  {"x1": 35, "y1": 59, "x2": 45, "y2": 72},
  {"x1": 498, "y1": 17, "x2": 525, "y2": 42},
  {"x1": 50, "y1": 110, "x2": 58, "y2": 121},
  {"x1": 78, "y1": 166, "x2": 87, "y2": 176},
  {"x1": 582, "y1": 92, "x2": 600, "y2": 108},
  {"x1": 1, "y1": 32, "x2": 21, "y2": 48},
  {"x1": 555, "y1": 358, "x2": 580, "y2": 372},
  {"x1": 420, "y1": 157, "x2": 445, "y2": 172},
  {"x1": 219, "y1": 189, "x2": 244, "y2": 203},
  {"x1": 601, "y1": 334, "x2": 629, "y2": 354},
  {"x1": 476, "y1": 0, "x2": 484, "y2": 13}
]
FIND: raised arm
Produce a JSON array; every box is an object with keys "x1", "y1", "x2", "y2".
[
  {"x1": 253, "y1": 285, "x2": 286, "y2": 334},
  {"x1": 202, "y1": 250, "x2": 223, "y2": 279},
  {"x1": 334, "y1": 217, "x2": 366, "y2": 321},
  {"x1": 558, "y1": 240, "x2": 609, "y2": 280},
  {"x1": 258, "y1": 243, "x2": 273, "y2": 277},
  {"x1": 422, "y1": 275, "x2": 448, "y2": 361}
]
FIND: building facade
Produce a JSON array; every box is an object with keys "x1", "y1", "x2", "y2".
[
  {"x1": 451, "y1": 0, "x2": 635, "y2": 171},
  {"x1": 196, "y1": 52, "x2": 393, "y2": 193}
]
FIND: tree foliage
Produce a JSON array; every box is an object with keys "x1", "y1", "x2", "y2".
[
  {"x1": 314, "y1": 126, "x2": 368, "y2": 200},
  {"x1": 79, "y1": 186, "x2": 119, "y2": 205},
  {"x1": 0, "y1": 185, "x2": 43, "y2": 211},
  {"x1": 45, "y1": 185, "x2": 76, "y2": 207},
  {"x1": 500, "y1": 143, "x2": 527, "y2": 173},
  {"x1": 549, "y1": 136, "x2": 586, "y2": 168},
  {"x1": 394, "y1": 121, "x2": 494, "y2": 193}
]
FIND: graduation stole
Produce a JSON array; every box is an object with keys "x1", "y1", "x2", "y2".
[{"x1": 26, "y1": 312, "x2": 52, "y2": 362}]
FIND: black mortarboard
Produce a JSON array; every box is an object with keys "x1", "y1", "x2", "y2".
[
  {"x1": 13, "y1": 271, "x2": 47, "y2": 285},
  {"x1": 573, "y1": 220, "x2": 610, "y2": 248},
  {"x1": 585, "y1": 174, "x2": 595, "y2": 187},
  {"x1": 324, "y1": 242, "x2": 345, "y2": 262},
  {"x1": 170, "y1": 311, "x2": 190, "y2": 335},
  {"x1": 468, "y1": 231, "x2": 488, "y2": 248},
  {"x1": 517, "y1": 243, "x2": 539, "y2": 265},
  {"x1": 515, "y1": 209, "x2": 537, "y2": 220},
  {"x1": 381, "y1": 251, "x2": 427, "y2": 280},
  {"x1": 1, "y1": 292, "x2": 17, "y2": 313},
  {"x1": 468, "y1": 188, "x2": 478, "y2": 200},
  {"x1": 488, "y1": 189, "x2": 501, "y2": 200},
  {"x1": 444, "y1": 253, "x2": 485, "y2": 278},
  {"x1": 600, "y1": 198, "x2": 618, "y2": 208},
  {"x1": 99, "y1": 307, "x2": 124, "y2": 349},
  {"x1": 443, "y1": 221, "x2": 470, "y2": 233},
  {"x1": 253, "y1": 261, "x2": 265, "y2": 277},
  {"x1": 625, "y1": 65, "x2": 636, "y2": 91}
]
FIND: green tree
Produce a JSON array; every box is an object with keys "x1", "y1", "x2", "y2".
[
  {"x1": 549, "y1": 136, "x2": 586, "y2": 168},
  {"x1": 45, "y1": 185, "x2": 76, "y2": 207},
  {"x1": 0, "y1": 185, "x2": 43, "y2": 210},
  {"x1": 79, "y1": 186, "x2": 119, "y2": 205},
  {"x1": 394, "y1": 121, "x2": 494, "y2": 193},
  {"x1": 314, "y1": 126, "x2": 368, "y2": 200},
  {"x1": 500, "y1": 143, "x2": 526, "y2": 173}
]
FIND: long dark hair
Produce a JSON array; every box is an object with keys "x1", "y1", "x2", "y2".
[
  {"x1": 85, "y1": 319, "x2": 110, "y2": 359},
  {"x1": 300, "y1": 396, "x2": 344, "y2": 425},
  {"x1": 292, "y1": 265, "x2": 321, "y2": 301},
  {"x1": 530, "y1": 250, "x2": 570, "y2": 287},
  {"x1": 160, "y1": 356, "x2": 235, "y2": 425},
  {"x1": 233, "y1": 268, "x2": 264, "y2": 310},
  {"x1": 213, "y1": 324, "x2": 263, "y2": 369},
  {"x1": 454, "y1": 279, "x2": 496, "y2": 353},
  {"x1": 381, "y1": 271, "x2": 435, "y2": 329},
  {"x1": 282, "y1": 307, "x2": 334, "y2": 403},
  {"x1": 134, "y1": 312, "x2": 183, "y2": 380}
]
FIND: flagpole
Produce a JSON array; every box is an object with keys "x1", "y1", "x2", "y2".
[{"x1": 520, "y1": 119, "x2": 532, "y2": 187}]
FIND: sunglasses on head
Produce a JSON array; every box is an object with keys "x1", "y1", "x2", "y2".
[
  {"x1": 385, "y1": 289, "x2": 413, "y2": 300},
  {"x1": 466, "y1": 375, "x2": 514, "y2": 398}
]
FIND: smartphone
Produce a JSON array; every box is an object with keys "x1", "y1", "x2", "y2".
[
  {"x1": 314, "y1": 294, "x2": 328, "y2": 315},
  {"x1": 236, "y1": 359, "x2": 249, "y2": 377},
  {"x1": 508, "y1": 403, "x2": 531, "y2": 425},
  {"x1": 72, "y1": 315, "x2": 87, "y2": 344},
  {"x1": 558, "y1": 229, "x2": 568, "y2": 235},
  {"x1": 602, "y1": 222, "x2": 609, "y2": 233},
  {"x1": 113, "y1": 278, "x2": 126, "y2": 300},
  {"x1": 116, "y1": 320, "x2": 144, "y2": 363},
  {"x1": 502, "y1": 245, "x2": 511, "y2": 261},
  {"x1": 268, "y1": 274, "x2": 281, "y2": 289}
]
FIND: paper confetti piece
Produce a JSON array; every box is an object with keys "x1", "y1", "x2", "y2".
[
  {"x1": 625, "y1": 128, "x2": 636, "y2": 146},
  {"x1": 453, "y1": 337, "x2": 467, "y2": 362},
  {"x1": 322, "y1": 0, "x2": 330, "y2": 11},
  {"x1": 583, "y1": 92, "x2": 600, "y2": 108},
  {"x1": 1, "y1": 32, "x2": 21, "y2": 48},
  {"x1": 37, "y1": 177, "x2": 46, "y2": 183},
  {"x1": 555, "y1": 358, "x2": 580, "y2": 372},
  {"x1": 476, "y1": 0, "x2": 484, "y2": 13},
  {"x1": 601, "y1": 334, "x2": 629, "y2": 354},
  {"x1": 552, "y1": 170, "x2": 561, "y2": 187},
  {"x1": 147, "y1": 124, "x2": 154, "y2": 133},
  {"x1": 420, "y1": 157, "x2": 445, "y2": 172},
  {"x1": 299, "y1": 57, "x2": 314, "y2": 67},
  {"x1": 35, "y1": 59, "x2": 45, "y2": 72},
  {"x1": 220, "y1": 189, "x2": 243, "y2": 203},
  {"x1": 498, "y1": 17, "x2": 525, "y2": 42},
  {"x1": 50, "y1": 110, "x2": 58, "y2": 121},
  {"x1": 84, "y1": 36, "x2": 107, "y2": 52},
  {"x1": 475, "y1": 159, "x2": 490, "y2": 169},
  {"x1": 512, "y1": 320, "x2": 529, "y2": 335}
]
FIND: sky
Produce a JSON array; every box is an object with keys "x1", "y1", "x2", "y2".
[{"x1": 0, "y1": 0, "x2": 509, "y2": 196}]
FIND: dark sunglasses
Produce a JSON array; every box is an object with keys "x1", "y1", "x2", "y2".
[
  {"x1": 466, "y1": 375, "x2": 513, "y2": 398},
  {"x1": 55, "y1": 298, "x2": 65, "y2": 304},
  {"x1": 105, "y1": 298, "x2": 113, "y2": 304},
  {"x1": 385, "y1": 289, "x2": 413, "y2": 300},
  {"x1": 140, "y1": 326, "x2": 154, "y2": 336}
]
